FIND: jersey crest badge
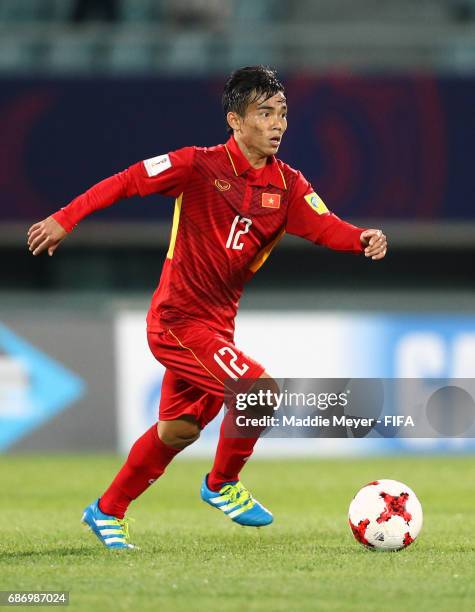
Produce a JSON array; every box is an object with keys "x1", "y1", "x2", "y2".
[
  {"x1": 304, "y1": 192, "x2": 329, "y2": 215},
  {"x1": 215, "y1": 179, "x2": 231, "y2": 191},
  {"x1": 262, "y1": 193, "x2": 281, "y2": 209}
]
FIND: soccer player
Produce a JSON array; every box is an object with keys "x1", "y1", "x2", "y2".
[{"x1": 27, "y1": 66, "x2": 387, "y2": 549}]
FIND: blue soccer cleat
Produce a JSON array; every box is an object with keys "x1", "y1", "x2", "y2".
[
  {"x1": 81, "y1": 499, "x2": 135, "y2": 549},
  {"x1": 200, "y1": 475, "x2": 273, "y2": 527}
]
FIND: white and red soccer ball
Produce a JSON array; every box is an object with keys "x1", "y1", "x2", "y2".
[{"x1": 348, "y1": 479, "x2": 423, "y2": 551}]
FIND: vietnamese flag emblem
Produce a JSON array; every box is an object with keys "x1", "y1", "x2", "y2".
[{"x1": 262, "y1": 193, "x2": 281, "y2": 209}]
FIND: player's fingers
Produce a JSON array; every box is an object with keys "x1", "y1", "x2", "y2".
[
  {"x1": 367, "y1": 239, "x2": 383, "y2": 252},
  {"x1": 368, "y1": 231, "x2": 384, "y2": 247},
  {"x1": 27, "y1": 227, "x2": 43, "y2": 246},
  {"x1": 366, "y1": 246, "x2": 386, "y2": 258},
  {"x1": 365, "y1": 234, "x2": 386, "y2": 254},
  {"x1": 366, "y1": 249, "x2": 384, "y2": 259},
  {"x1": 365, "y1": 244, "x2": 382, "y2": 257},
  {"x1": 32, "y1": 237, "x2": 50, "y2": 256},
  {"x1": 29, "y1": 232, "x2": 52, "y2": 251},
  {"x1": 371, "y1": 247, "x2": 387, "y2": 260},
  {"x1": 28, "y1": 233, "x2": 46, "y2": 252},
  {"x1": 366, "y1": 237, "x2": 385, "y2": 253},
  {"x1": 48, "y1": 242, "x2": 59, "y2": 256},
  {"x1": 366, "y1": 229, "x2": 381, "y2": 242},
  {"x1": 27, "y1": 222, "x2": 43, "y2": 236}
]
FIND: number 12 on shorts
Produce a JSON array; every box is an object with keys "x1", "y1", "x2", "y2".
[{"x1": 214, "y1": 346, "x2": 250, "y2": 379}]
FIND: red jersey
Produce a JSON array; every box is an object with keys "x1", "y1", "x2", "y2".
[{"x1": 53, "y1": 136, "x2": 365, "y2": 337}]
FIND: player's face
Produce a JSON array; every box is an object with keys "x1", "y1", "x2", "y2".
[{"x1": 236, "y1": 92, "x2": 288, "y2": 158}]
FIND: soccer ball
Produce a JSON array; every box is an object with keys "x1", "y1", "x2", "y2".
[{"x1": 348, "y1": 479, "x2": 423, "y2": 551}]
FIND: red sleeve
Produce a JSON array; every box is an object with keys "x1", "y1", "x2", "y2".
[
  {"x1": 285, "y1": 171, "x2": 365, "y2": 253},
  {"x1": 53, "y1": 146, "x2": 195, "y2": 232}
]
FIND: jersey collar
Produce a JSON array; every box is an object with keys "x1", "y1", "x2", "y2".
[{"x1": 224, "y1": 135, "x2": 287, "y2": 190}]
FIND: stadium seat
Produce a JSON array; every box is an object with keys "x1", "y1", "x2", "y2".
[
  {"x1": 441, "y1": 35, "x2": 475, "y2": 70},
  {"x1": 108, "y1": 37, "x2": 154, "y2": 72},
  {"x1": 46, "y1": 0, "x2": 76, "y2": 22},
  {"x1": 0, "y1": 0, "x2": 77, "y2": 23},
  {"x1": 161, "y1": 31, "x2": 211, "y2": 73},
  {"x1": 0, "y1": 0, "x2": 45, "y2": 22},
  {"x1": 0, "y1": 37, "x2": 36, "y2": 71},
  {"x1": 45, "y1": 33, "x2": 100, "y2": 71},
  {"x1": 119, "y1": 0, "x2": 162, "y2": 22},
  {"x1": 227, "y1": 30, "x2": 279, "y2": 69},
  {"x1": 233, "y1": 0, "x2": 287, "y2": 23},
  {"x1": 288, "y1": 0, "x2": 447, "y2": 23}
]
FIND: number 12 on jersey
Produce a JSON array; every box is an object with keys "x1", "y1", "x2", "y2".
[{"x1": 226, "y1": 215, "x2": 252, "y2": 250}]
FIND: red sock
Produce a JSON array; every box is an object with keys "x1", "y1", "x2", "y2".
[
  {"x1": 207, "y1": 411, "x2": 260, "y2": 492},
  {"x1": 99, "y1": 424, "x2": 181, "y2": 518}
]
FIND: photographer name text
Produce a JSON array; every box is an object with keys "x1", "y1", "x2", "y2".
[{"x1": 235, "y1": 414, "x2": 415, "y2": 428}]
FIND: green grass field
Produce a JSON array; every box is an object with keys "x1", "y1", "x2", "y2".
[{"x1": 1, "y1": 455, "x2": 474, "y2": 611}]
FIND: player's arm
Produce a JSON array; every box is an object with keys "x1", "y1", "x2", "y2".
[
  {"x1": 27, "y1": 147, "x2": 195, "y2": 256},
  {"x1": 285, "y1": 172, "x2": 387, "y2": 260}
]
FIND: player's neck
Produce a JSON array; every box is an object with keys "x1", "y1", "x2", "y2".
[{"x1": 233, "y1": 135, "x2": 268, "y2": 169}]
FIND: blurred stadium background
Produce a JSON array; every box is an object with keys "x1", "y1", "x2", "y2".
[{"x1": 1, "y1": 0, "x2": 475, "y2": 456}]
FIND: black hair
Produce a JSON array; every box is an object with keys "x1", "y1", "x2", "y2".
[{"x1": 222, "y1": 65, "x2": 285, "y2": 134}]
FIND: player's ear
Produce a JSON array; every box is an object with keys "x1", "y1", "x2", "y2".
[{"x1": 227, "y1": 111, "x2": 242, "y2": 133}]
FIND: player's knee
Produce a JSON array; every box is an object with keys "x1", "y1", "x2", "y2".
[
  {"x1": 158, "y1": 420, "x2": 200, "y2": 449},
  {"x1": 159, "y1": 430, "x2": 200, "y2": 449},
  {"x1": 245, "y1": 372, "x2": 280, "y2": 417},
  {"x1": 258, "y1": 371, "x2": 280, "y2": 395}
]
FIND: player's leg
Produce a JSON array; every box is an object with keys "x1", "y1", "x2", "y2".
[
  {"x1": 81, "y1": 422, "x2": 181, "y2": 550},
  {"x1": 143, "y1": 320, "x2": 275, "y2": 526},
  {"x1": 207, "y1": 371, "x2": 278, "y2": 492},
  {"x1": 154, "y1": 321, "x2": 278, "y2": 526},
  {"x1": 97, "y1": 420, "x2": 192, "y2": 520},
  {"x1": 200, "y1": 372, "x2": 278, "y2": 526},
  {"x1": 82, "y1": 370, "x2": 204, "y2": 549}
]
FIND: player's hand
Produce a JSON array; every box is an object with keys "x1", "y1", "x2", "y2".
[
  {"x1": 360, "y1": 229, "x2": 387, "y2": 260},
  {"x1": 27, "y1": 216, "x2": 67, "y2": 256}
]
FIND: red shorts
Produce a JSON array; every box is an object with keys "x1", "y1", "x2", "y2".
[{"x1": 147, "y1": 317, "x2": 265, "y2": 429}]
